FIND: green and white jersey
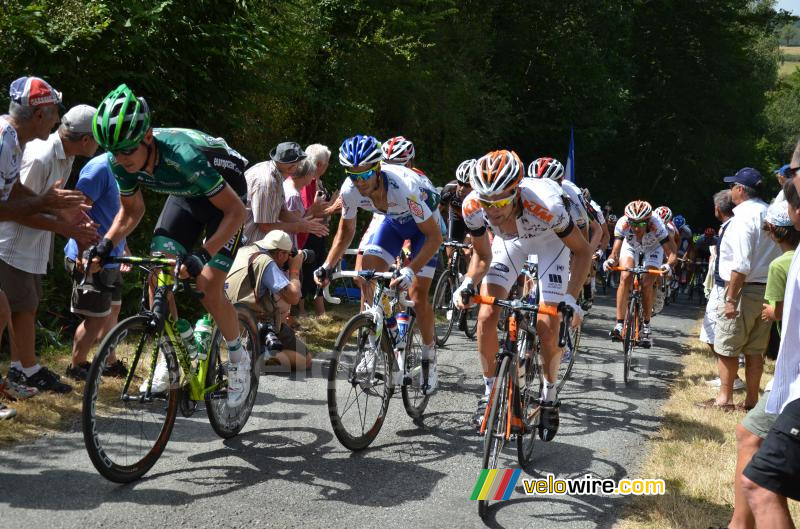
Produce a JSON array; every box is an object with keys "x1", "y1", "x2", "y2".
[{"x1": 110, "y1": 128, "x2": 248, "y2": 198}]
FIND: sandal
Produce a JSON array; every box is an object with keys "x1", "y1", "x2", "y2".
[{"x1": 694, "y1": 398, "x2": 735, "y2": 412}]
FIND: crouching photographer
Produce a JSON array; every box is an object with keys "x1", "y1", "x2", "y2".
[{"x1": 225, "y1": 230, "x2": 312, "y2": 371}]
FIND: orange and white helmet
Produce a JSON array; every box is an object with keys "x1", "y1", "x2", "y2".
[
  {"x1": 381, "y1": 136, "x2": 415, "y2": 165},
  {"x1": 471, "y1": 150, "x2": 523, "y2": 197},
  {"x1": 527, "y1": 157, "x2": 565, "y2": 181},
  {"x1": 624, "y1": 200, "x2": 653, "y2": 222}
]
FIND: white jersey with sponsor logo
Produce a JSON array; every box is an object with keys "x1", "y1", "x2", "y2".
[
  {"x1": 0, "y1": 116, "x2": 22, "y2": 202},
  {"x1": 340, "y1": 164, "x2": 438, "y2": 225},
  {"x1": 614, "y1": 215, "x2": 669, "y2": 252},
  {"x1": 462, "y1": 177, "x2": 573, "y2": 243}
]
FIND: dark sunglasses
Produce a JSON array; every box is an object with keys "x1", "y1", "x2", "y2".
[
  {"x1": 113, "y1": 145, "x2": 140, "y2": 156},
  {"x1": 345, "y1": 164, "x2": 379, "y2": 182},
  {"x1": 630, "y1": 220, "x2": 648, "y2": 228}
]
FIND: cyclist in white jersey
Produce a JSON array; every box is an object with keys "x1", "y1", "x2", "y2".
[
  {"x1": 583, "y1": 187, "x2": 610, "y2": 302},
  {"x1": 452, "y1": 150, "x2": 591, "y2": 437},
  {"x1": 315, "y1": 135, "x2": 443, "y2": 393},
  {"x1": 603, "y1": 200, "x2": 677, "y2": 347}
]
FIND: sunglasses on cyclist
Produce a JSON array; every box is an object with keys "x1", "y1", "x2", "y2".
[
  {"x1": 113, "y1": 145, "x2": 141, "y2": 156},
  {"x1": 345, "y1": 164, "x2": 379, "y2": 182},
  {"x1": 477, "y1": 190, "x2": 516, "y2": 209},
  {"x1": 630, "y1": 220, "x2": 648, "y2": 228}
]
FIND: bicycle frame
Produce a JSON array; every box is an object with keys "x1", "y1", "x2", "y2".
[{"x1": 91, "y1": 255, "x2": 220, "y2": 403}]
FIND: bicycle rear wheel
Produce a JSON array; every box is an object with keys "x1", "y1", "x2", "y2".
[
  {"x1": 432, "y1": 272, "x2": 457, "y2": 347},
  {"x1": 82, "y1": 315, "x2": 179, "y2": 483},
  {"x1": 205, "y1": 305, "x2": 260, "y2": 438},
  {"x1": 557, "y1": 321, "x2": 581, "y2": 394},
  {"x1": 401, "y1": 312, "x2": 431, "y2": 419},
  {"x1": 328, "y1": 313, "x2": 393, "y2": 451},
  {"x1": 516, "y1": 331, "x2": 543, "y2": 468},
  {"x1": 479, "y1": 355, "x2": 511, "y2": 518}
]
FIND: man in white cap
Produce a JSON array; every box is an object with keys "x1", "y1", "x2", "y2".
[
  {"x1": 226, "y1": 229, "x2": 311, "y2": 370},
  {"x1": 0, "y1": 104, "x2": 102, "y2": 394}
]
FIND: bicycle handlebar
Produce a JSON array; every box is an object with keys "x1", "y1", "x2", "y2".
[
  {"x1": 79, "y1": 253, "x2": 204, "y2": 299},
  {"x1": 322, "y1": 270, "x2": 414, "y2": 307},
  {"x1": 470, "y1": 295, "x2": 559, "y2": 317},
  {"x1": 609, "y1": 266, "x2": 665, "y2": 276},
  {"x1": 442, "y1": 240, "x2": 472, "y2": 249}
]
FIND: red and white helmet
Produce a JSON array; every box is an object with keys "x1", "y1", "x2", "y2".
[
  {"x1": 653, "y1": 206, "x2": 672, "y2": 223},
  {"x1": 381, "y1": 136, "x2": 415, "y2": 165},
  {"x1": 472, "y1": 150, "x2": 523, "y2": 197},
  {"x1": 624, "y1": 200, "x2": 653, "y2": 222},
  {"x1": 527, "y1": 157, "x2": 565, "y2": 181}
]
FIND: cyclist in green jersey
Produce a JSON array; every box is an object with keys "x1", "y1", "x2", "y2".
[{"x1": 87, "y1": 84, "x2": 251, "y2": 406}]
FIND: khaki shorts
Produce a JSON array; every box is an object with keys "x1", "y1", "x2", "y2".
[
  {"x1": 742, "y1": 390, "x2": 778, "y2": 440},
  {"x1": 714, "y1": 283, "x2": 771, "y2": 357},
  {"x1": 0, "y1": 259, "x2": 42, "y2": 312}
]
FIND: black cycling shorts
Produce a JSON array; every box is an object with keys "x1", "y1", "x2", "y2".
[
  {"x1": 152, "y1": 194, "x2": 243, "y2": 272},
  {"x1": 448, "y1": 213, "x2": 467, "y2": 242}
]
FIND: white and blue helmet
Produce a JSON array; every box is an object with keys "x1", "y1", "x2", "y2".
[{"x1": 339, "y1": 135, "x2": 383, "y2": 168}]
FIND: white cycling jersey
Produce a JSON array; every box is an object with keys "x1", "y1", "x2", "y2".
[
  {"x1": 462, "y1": 178, "x2": 574, "y2": 302},
  {"x1": 589, "y1": 199, "x2": 605, "y2": 224},
  {"x1": 614, "y1": 215, "x2": 670, "y2": 252},
  {"x1": 340, "y1": 163, "x2": 438, "y2": 225},
  {"x1": 561, "y1": 179, "x2": 589, "y2": 229},
  {"x1": 0, "y1": 116, "x2": 22, "y2": 202}
]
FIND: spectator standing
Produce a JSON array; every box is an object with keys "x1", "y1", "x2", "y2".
[
  {"x1": 63, "y1": 153, "x2": 130, "y2": 381},
  {"x1": 741, "y1": 176, "x2": 800, "y2": 529},
  {"x1": 700, "y1": 190, "x2": 744, "y2": 390},
  {"x1": 300, "y1": 144, "x2": 336, "y2": 316},
  {"x1": 713, "y1": 193, "x2": 800, "y2": 529},
  {"x1": 698, "y1": 168, "x2": 779, "y2": 411},
  {"x1": 242, "y1": 141, "x2": 328, "y2": 243},
  {"x1": 0, "y1": 104, "x2": 101, "y2": 394}
]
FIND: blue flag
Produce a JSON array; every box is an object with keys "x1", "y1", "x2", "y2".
[{"x1": 565, "y1": 127, "x2": 575, "y2": 183}]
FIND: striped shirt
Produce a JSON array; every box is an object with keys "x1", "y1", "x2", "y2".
[
  {"x1": 242, "y1": 161, "x2": 285, "y2": 243},
  {"x1": 0, "y1": 132, "x2": 74, "y2": 274},
  {"x1": 0, "y1": 116, "x2": 22, "y2": 202}
]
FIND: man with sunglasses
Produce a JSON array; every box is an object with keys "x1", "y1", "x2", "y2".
[
  {"x1": 314, "y1": 134, "x2": 443, "y2": 394},
  {"x1": 604, "y1": 200, "x2": 677, "y2": 347},
  {"x1": 452, "y1": 150, "x2": 591, "y2": 436},
  {"x1": 87, "y1": 84, "x2": 253, "y2": 407},
  {"x1": 440, "y1": 159, "x2": 476, "y2": 245}
]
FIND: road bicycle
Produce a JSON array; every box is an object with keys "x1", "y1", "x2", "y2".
[
  {"x1": 323, "y1": 269, "x2": 432, "y2": 450},
  {"x1": 472, "y1": 286, "x2": 571, "y2": 518},
  {"x1": 609, "y1": 264, "x2": 665, "y2": 384},
  {"x1": 81, "y1": 254, "x2": 259, "y2": 483},
  {"x1": 431, "y1": 240, "x2": 478, "y2": 346},
  {"x1": 686, "y1": 259, "x2": 709, "y2": 304}
]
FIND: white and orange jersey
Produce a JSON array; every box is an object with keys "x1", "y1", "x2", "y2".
[
  {"x1": 462, "y1": 177, "x2": 573, "y2": 243},
  {"x1": 614, "y1": 215, "x2": 670, "y2": 252}
]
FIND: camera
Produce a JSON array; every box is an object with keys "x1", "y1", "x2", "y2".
[
  {"x1": 258, "y1": 322, "x2": 283, "y2": 353},
  {"x1": 287, "y1": 248, "x2": 316, "y2": 264}
]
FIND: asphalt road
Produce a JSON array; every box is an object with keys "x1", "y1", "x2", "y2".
[{"x1": 0, "y1": 291, "x2": 702, "y2": 529}]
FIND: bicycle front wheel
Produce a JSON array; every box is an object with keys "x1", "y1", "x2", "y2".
[
  {"x1": 479, "y1": 355, "x2": 511, "y2": 518},
  {"x1": 82, "y1": 315, "x2": 179, "y2": 483},
  {"x1": 401, "y1": 313, "x2": 430, "y2": 419},
  {"x1": 622, "y1": 301, "x2": 637, "y2": 384},
  {"x1": 557, "y1": 321, "x2": 581, "y2": 394},
  {"x1": 432, "y1": 272, "x2": 457, "y2": 347},
  {"x1": 516, "y1": 332, "x2": 543, "y2": 468},
  {"x1": 328, "y1": 313, "x2": 393, "y2": 451},
  {"x1": 205, "y1": 305, "x2": 260, "y2": 439}
]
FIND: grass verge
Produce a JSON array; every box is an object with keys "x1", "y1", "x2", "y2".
[
  {"x1": 614, "y1": 327, "x2": 800, "y2": 529},
  {"x1": 0, "y1": 303, "x2": 355, "y2": 447}
]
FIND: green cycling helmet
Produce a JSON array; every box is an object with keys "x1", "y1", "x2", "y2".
[{"x1": 92, "y1": 84, "x2": 150, "y2": 152}]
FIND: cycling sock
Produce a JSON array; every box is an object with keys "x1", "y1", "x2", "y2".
[
  {"x1": 20, "y1": 364, "x2": 42, "y2": 378},
  {"x1": 483, "y1": 375, "x2": 495, "y2": 396},
  {"x1": 420, "y1": 342, "x2": 435, "y2": 361},
  {"x1": 543, "y1": 379, "x2": 557, "y2": 402},
  {"x1": 227, "y1": 338, "x2": 244, "y2": 363},
  {"x1": 9, "y1": 361, "x2": 21, "y2": 371}
]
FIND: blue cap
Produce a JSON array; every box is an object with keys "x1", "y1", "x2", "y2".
[
  {"x1": 776, "y1": 164, "x2": 792, "y2": 177},
  {"x1": 723, "y1": 167, "x2": 762, "y2": 188}
]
